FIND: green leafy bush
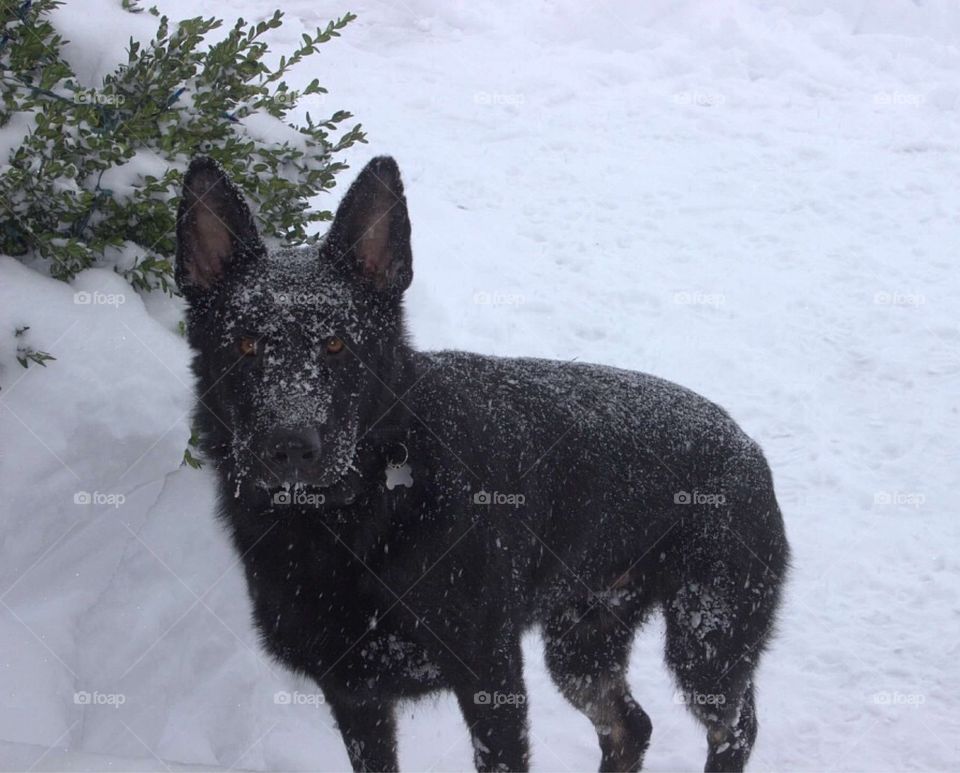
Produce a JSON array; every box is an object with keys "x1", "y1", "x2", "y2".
[{"x1": 0, "y1": 0, "x2": 364, "y2": 291}]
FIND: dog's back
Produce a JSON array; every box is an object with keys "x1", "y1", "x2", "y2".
[{"x1": 407, "y1": 348, "x2": 784, "y2": 588}]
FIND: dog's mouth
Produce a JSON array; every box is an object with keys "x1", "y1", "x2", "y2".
[
  {"x1": 252, "y1": 431, "x2": 404, "y2": 511},
  {"x1": 252, "y1": 427, "x2": 361, "y2": 506},
  {"x1": 265, "y1": 462, "x2": 345, "y2": 489}
]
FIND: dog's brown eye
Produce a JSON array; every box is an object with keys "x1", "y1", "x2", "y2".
[
  {"x1": 326, "y1": 337, "x2": 345, "y2": 354},
  {"x1": 237, "y1": 336, "x2": 258, "y2": 357}
]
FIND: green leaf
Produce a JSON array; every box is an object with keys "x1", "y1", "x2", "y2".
[{"x1": 182, "y1": 447, "x2": 203, "y2": 469}]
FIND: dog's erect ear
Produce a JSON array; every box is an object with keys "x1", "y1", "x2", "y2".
[
  {"x1": 325, "y1": 156, "x2": 412, "y2": 294},
  {"x1": 175, "y1": 157, "x2": 263, "y2": 293}
]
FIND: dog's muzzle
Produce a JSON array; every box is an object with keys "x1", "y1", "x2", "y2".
[{"x1": 261, "y1": 427, "x2": 332, "y2": 484}]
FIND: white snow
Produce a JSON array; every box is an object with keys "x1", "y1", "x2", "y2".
[{"x1": 1, "y1": 0, "x2": 958, "y2": 770}]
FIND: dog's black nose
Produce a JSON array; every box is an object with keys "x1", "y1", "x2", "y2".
[{"x1": 264, "y1": 428, "x2": 321, "y2": 471}]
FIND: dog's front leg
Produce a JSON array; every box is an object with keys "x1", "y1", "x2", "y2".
[
  {"x1": 453, "y1": 642, "x2": 530, "y2": 772},
  {"x1": 327, "y1": 697, "x2": 398, "y2": 772}
]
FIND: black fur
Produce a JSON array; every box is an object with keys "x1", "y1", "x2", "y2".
[{"x1": 176, "y1": 155, "x2": 789, "y2": 773}]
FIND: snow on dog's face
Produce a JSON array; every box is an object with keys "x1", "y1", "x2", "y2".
[{"x1": 176, "y1": 156, "x2": 413, "y2": 501}]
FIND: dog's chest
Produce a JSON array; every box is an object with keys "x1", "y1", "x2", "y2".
[{"x1": 246, "y1": 539, "x2": 446, "y2": 696}]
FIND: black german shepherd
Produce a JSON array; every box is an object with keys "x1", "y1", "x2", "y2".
[{"x1": 175, "y1": 155, "x2": 789, "y2": 773}]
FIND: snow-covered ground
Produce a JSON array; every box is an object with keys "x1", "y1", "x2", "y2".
[{"x1": 2, "y1": 0, "x2": 959, "y2": 770}]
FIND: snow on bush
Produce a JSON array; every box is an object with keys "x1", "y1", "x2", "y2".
[{"x1": 0, "y1": 0, "x2": 364, "y2": 290}]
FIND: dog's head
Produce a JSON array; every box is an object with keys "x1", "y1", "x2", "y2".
[{"x1": 176, "y1": 156, "x2": 414, "y2": 503}]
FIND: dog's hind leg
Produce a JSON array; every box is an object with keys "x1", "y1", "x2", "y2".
[
  {"x1": 662, "y1": 447, "x2": 787, "y2": 772},
  {"x1": 666, "y1": 622, "x2": 759, "y2": 773},
  {"x1": 327, "y1": 698, "x2": 398, "y2": 772},
  {"x1": 663, "y1": 574, "x2": 775, "y2": 773},
  {"x1": 544, "y1": 598, "x2": 652, "y2": 772}
]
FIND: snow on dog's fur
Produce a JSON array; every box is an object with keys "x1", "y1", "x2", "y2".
[{"x1": 176, "y1": 155, "x2": 789, "y2": 772}]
